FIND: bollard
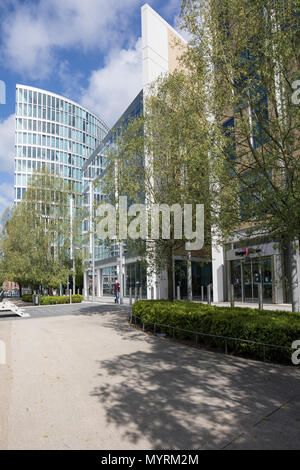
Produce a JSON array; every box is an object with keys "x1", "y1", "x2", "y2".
[
  {"x1": 135, "y1": 287, "x2": 138, "y2": 302},
  {"x1": 177, "y1": 285, "x2": 180, "y2": 301},
  {"x1": 69, "y1": 290, "x2": 72, "y2": 304},
  {"x1": 201, "y1": 285, "x2": 204, "y2": 302},
  {"x1": 139, "y1": 287, "x2": 142, "y2": 300},
  {"x1": 230, "y1": 284, "x2": 235, "y2": 308}
]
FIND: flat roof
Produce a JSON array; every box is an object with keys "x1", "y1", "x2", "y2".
[{"x1": 16, "y1": 84, "x2": 109, "y2": 130}]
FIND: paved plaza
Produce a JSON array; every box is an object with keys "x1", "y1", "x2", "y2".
[{"x1": 0, "y1": 303, "x2": 299, "y2": 450}]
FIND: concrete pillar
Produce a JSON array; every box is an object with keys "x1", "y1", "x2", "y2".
[
  {"x1": 83, "y1": 271, "x2": 88, "y2": 299},
  {"x1": 96, "y1": 269, "x2": 103, "y2": 297}
]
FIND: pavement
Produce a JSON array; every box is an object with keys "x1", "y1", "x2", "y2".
[
  {"x1": 0, "y1": 302, "x2": 299, "y2": 450},
  {"x1": 88, "y1": 295, "x2": 294, "y2": 311}
]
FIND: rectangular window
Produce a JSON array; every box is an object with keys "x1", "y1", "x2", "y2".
[{"x1": 252, "y1": 93, "x2": 269, "y2": 149}]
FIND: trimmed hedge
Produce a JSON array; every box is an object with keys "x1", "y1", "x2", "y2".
[
  {"x1": 40, "y1": 295, "x2": 83, "y2": 305},
  {"x1": 132, "y1": 300, "x2": 300, "y2": 364},
  {"x1": 22, "y1": 294, "x2": 83, "y2": 305}
]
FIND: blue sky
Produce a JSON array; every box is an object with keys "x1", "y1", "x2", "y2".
[{"x1": 0, "y1": 0, "x2": 184, "y2": 217}]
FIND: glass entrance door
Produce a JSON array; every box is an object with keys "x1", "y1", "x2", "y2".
[
  {"x1": 231, "y1": 260, "x2": 242, "y2": 300},
  {"x1": 231, "y1": 257, "x2": 273, "y2": 303},
  {"x1": 252, "y1": 260, "x2": 260, "y2": 300},
  {"x1": 243, "y1": 261, "x2": 253, "y2": 301}
]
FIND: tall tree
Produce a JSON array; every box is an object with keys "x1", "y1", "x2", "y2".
[
  {"x1": 100, "y1": 71, "x2": 212, "y2": 300},
  {"x1": 0, "y1": 171, "x2": 81, "y2": 293},
  {"x1": 180, "y1": 0, "x2": 300, "y2": 308}
]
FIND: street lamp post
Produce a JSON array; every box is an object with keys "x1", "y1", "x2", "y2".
[
  {"x1": 89, "y1": 182, "x2": 95, "y2": 302},
  {"x1": 119, "y1": 241, "x2": 124, "y2": 305},
  {"x1": 70, "y1": 196, "x2": 76, "y2": 297}
]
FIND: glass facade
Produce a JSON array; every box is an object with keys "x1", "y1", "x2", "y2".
[
  {"x1": 231, "y1": 257, "x2": 273, "y2": 302},
  {"x1": 14, "y1": 85, "x2": 109, "y2": 206},
  {"x1": 175, "y1": 260, "x2": 212, "y2": 299},
  {"x1": 82, "y1": 90, "x2": 143, "y2": 266}
]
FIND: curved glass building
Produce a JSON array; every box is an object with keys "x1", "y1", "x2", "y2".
[{"x1": 14, "y1": 85, "x2": 109, "y2": 206}]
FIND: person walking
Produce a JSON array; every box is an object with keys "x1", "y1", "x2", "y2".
[{"x1": 113, "y1": 278, "x2": 120, "y2": 304}]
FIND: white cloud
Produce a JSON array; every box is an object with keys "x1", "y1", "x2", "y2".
[
  {"x1": 80, "y1": 39, "x2": 142, "y2": 127},
  {"x1": 1, "y1": 0, "x2": 142, "y2": 79},
  {"x1": 0, "y1": 114, "x2": 15, "y2": 173},
  {"x1": 1, "y1": 0, "x2": 185, "y2": 80},
  {"x1": 0, "y1": 182, "x2": 14, "y2": 221}
]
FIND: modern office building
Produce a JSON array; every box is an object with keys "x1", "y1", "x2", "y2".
[
  {"x1": 82, "y1": 4, "x2": 212, "y2": 300},
  {"x1": 14, "y1": 85, "x2": 109, "y2": 208},
  {"x1": 82, "y1": 91, "x2": 144, "y2": 298}
]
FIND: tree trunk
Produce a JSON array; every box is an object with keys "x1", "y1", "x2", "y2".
[
  {"x1": 187, "y1": 251, "x2": 193, "y2": 302},
  {"x1": 288, "y1": 240, "x2": 300, "y2": 312},
  {"x1": 167, "y1": 244, "x2": 174, "y2": 301},
  {"x1": 19, "y1": 283, "x2": 22, "y2": 298}
]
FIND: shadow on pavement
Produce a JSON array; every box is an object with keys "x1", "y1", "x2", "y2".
[{"x1": 91, "y1": 315, "x2": 300, "y2": 450}]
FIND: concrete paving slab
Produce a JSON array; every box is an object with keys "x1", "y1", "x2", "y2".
[{"x1": 0, "y1": 304, "x2": 299, "y2": 450}]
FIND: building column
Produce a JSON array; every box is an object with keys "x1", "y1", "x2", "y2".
[
  {"x1": 96, "y1": 268, "x2": 103, "y2": 297},
  {"x1": 83, "y1": 271, "x2": 88, "y2": 299}
]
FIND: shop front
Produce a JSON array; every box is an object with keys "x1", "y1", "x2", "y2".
[
  {"x1": 225, "y1": 238, "x2": 285, "y2": 304},
  {"x1": 230, "y1": 257, "x2": 272, "y2": 302}
]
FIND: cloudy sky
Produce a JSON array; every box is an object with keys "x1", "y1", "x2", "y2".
[{"x1": 0, "y1": 0, "x2": 183, "y2": 217}]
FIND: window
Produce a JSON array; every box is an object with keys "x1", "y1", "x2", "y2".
[
  {"x1": 222, "y1": 117, "x2": 235, "y2": 160},
  {"x1": 252, "y1": 93, "x2": 269, "y2": 149}
]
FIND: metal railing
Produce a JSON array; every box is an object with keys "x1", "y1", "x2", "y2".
[{"x1": 129, "y1": 312, "x2": 292, "y2": 363}]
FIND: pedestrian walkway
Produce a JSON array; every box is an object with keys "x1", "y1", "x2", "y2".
[
  {"x1": 197, "y1": 301, "x2": 293, "y2": 311},
  {"x1": 0, "y1": 303, "x2": 299, "y2": 449},
  {"x1": 85, "y1": 295, "x2": 293, "y2": 311}
]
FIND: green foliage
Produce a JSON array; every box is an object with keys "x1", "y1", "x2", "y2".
[
  {"x1": 100, "y1": 71, "x2": 212, "y2": 300},
  {"x1": 40, "y1": 295, "x2": 83, "y2": 305},
  {"x1": 0, "y1": 170, "x2": 82, "y2": 290},
  {"x1": 22, "y1": 294, "x2": 33, "y2": 302},
  {"x1": 180, "y1": 0, "x2": 300, "y2": 245},
  {"x1": 132, "y1": 300, "x2": 300, "y2": 363}
]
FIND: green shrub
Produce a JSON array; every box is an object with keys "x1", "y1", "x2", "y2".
[
  {"x1": 132, "y1": 300, "x2": 300, "y2": 364},
  {"x1": 40, "y1": 295, "x2": 83, "y2": 305},
  {"x1": 22, "y1": 294, "x2": 33, "y2": 302}
]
